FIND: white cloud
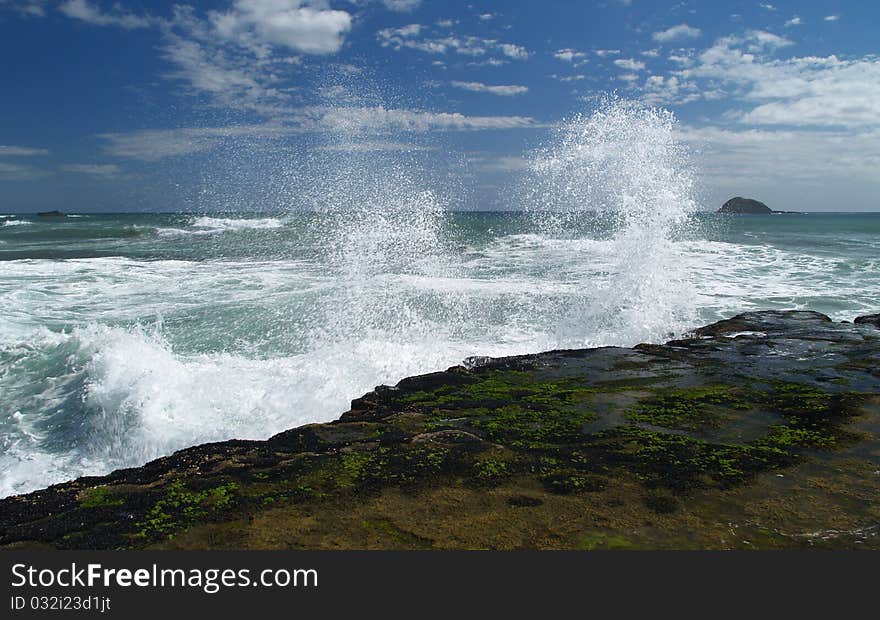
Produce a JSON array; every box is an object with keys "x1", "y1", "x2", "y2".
[
  {"x1": 621, "y1": 28, "x2": 879, "y2": 137},
  {"x1": 824, "y1": 15, "x2": 840, "y2": 22},
  {"x1": 209, "y1": 0, "x2": 352, "y2": 55},
  {"x1": 613, "y1": 58, "x2": 645, "y2": 71},
  {"x1": 499, "y1": 43, "x2": 529, "y2": 60},
  {"x1": 59, "y1": 0, "x2": 152, "y2": 29},
  {"x1": 155, "y1": 2, "x2": 351, "y2": 115},
  {"x1": 0, "y1": 0, "x2": 47, "y2": 17},
  {"x1": 784, "y1": 16, "x2": 802, "y2": 27},
  {"x1": 680, "y1": 32, "x2": 880, "y2": 128},
  {"x1": 53, "y1": 2, "x2": 351, "y2": 117},
  {"x1": 652, "y1": 23, "x2": 701, "y2": 42},
  {"x1": 390, "y1": 23, "x2": 421, "y2": 37},
  {"x1": 642, "y1": 74, "x2": 701, "y2": 105},
  {"x1": 668, "y1": 52, "x2": 694, "y2": 67},
  {"x1": 450, "y1": 81, "x2": 528, "y2": 96},
  {"x1": 594, "y1": 49, "x2": 620, "y2": 57},
  {"x1": 382, "y1": 0, "x2": 421, "y2": 12},
  {"x1": 553, "y1": 48, "x2": 587, "y2": 63},
  {"x1": 467, "y1": 58, "x2": 507, "y2": 67},
  {"x1": 479, "y1": 13, "x2": 495, "y2": 21},
  {"x1": 161, "y1": 34, "x2": 260, "y2": 94},
  {"x1": 60, "y1": 163, "x2": 120, "y2": 177},
  {"x1": 693, "y1": 30, "x2": 792, "y2": 75},
  {"x1": 549, "y1": 74, "x2": 586, "y2": 83},
  {"x1": 377, "y1": 27, "x2": 529, "y2": 61},
  {"x1": 758, "y1": 3, "x2": 776, "y2": 11},
  {"x1": 0, "y1": 145, "x2": 48, "y2": 156}
]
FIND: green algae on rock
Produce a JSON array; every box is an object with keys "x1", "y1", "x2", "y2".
[{"x1": 1, "y1": 310, "x2": 879, "y2": 550}]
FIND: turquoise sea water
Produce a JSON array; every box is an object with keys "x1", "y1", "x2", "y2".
[{"x1": 1, "y1": 210, "x2": 878, "y2": 496}]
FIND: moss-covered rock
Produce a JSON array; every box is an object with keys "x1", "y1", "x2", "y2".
[{"x1": 1, "y1": 310, "x2": 879, "y2": 550}]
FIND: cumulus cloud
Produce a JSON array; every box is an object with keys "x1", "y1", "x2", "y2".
[
  {"x1": 629, "y1": 27, "x2": 879, "y2": 134},
  {"x1": 824, "y1": 15, "x2": 840, "y2": 22},
  {"x1": 450, "y1": 81, "x2": 528, "y2": 96},
  {"x1": 153, "y1": 2, "x2": 353, "y2": 116},
  {"x1": 209, "y1": 0, "x2": 352, "y2": 54},
  {"x1": 652, "y1": 23, "x2": 701, "y2": 42},
  {"x1": 382, "y1": 0, "x2": 421, "y2": 12},
  {"x1": 641, "y1": 74, "x2": 702, "y2": 105},
  {"x1": 679, "y1": 32, "x2": 880, "y2": 128},
  {"x1": 613, "y1": 58, "x2": 645, "y2": 71},
  {"x1": 500, "y1": 43, "x2": 528, "y2": 60},
  {"x1": 160, "y1": 33, "x2": 264, "y2": 99},
  {"x1": 784, "y1": 16, "x2": 802, "y2": 27},
  {"x1": 549, "y1": 73, "x2": 586, "y2": 83},
  {"x1": 553, "y1": 48, "x2": 587, "y2": 63},
  {"x1": 377, "y1": 24, "x2": 529, "y2": 60}
]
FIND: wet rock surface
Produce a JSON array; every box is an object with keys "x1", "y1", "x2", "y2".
[{"x1": 2, "y1": 310, "x2": 879, "y2": 550}]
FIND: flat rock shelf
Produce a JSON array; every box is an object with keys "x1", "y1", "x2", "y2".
[{"x1": 2, "y1": 310, "x2": 879, "y2": 550}]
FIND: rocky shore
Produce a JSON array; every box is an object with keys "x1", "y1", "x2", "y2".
[{"x1": 2, "y1": 310, "x2": 878, "y2": 550}]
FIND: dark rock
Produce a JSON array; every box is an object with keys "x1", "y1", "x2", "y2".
[
  {"x1": 855, "y1": 314, "x2": 880, "y2": 329},
  {"x1": 718, "y1": 197, "x2": 772, "y2": 214},
  {"x1": 2, "y1": 309, "x2": 879, "y2": 550}
]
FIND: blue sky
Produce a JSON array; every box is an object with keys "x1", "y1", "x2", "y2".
[{"x1": 1, "y1": 0, "x2": 878, "y2": 212}]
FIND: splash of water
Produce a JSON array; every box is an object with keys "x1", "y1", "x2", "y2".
[
  {"x1": 526, "y1": 97, "x2": 699, "y2": 346},
  {"x1": 298, "y1": 77, "x2": 454, "y2": 349}
]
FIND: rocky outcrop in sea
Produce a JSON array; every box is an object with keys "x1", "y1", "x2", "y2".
[
  {"x1": 718, "y1": 197, "x2": 772, "y2": 214},
  {"x1": 2, "y1": 310, "x2": 878, "y2": 550}
]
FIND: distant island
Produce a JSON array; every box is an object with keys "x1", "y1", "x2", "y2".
[
  {"x1": 36, "y1": 210, "x2": 65, "y2": 217},
  {"x1": 717, "y1": 197, "x2": 800, "y2": 215}
]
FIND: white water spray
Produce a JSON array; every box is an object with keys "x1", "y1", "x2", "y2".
[{"x1": 527, "y1": 97, "x2": 699, "y2": 345}]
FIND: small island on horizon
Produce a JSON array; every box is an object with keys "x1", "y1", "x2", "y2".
[{"x1": 718, "y1": 197, "x2": 800, "y2": 215}]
